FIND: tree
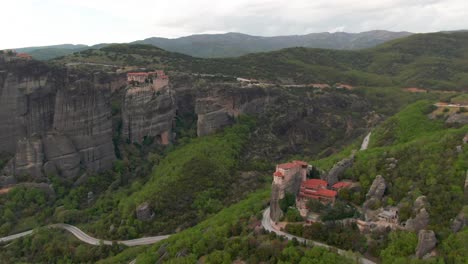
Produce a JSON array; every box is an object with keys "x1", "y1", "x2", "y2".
[{"x1": 380, "y1": 231, "x2": 418, "y2": 264}]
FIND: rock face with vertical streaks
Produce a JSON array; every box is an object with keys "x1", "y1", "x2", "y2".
[
  {"x1": 0, "y1": 60, "x2": 115, "y2": 185},
  {"x1": 121, "y1": 84, "x2": 176, "y2": 145}
]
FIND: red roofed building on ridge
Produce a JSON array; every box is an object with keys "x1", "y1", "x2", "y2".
[
  {"x1": 127, "y1": 70, "x2": 169, "y2": 89},
  {"x1": 296, "y1": 179, "x2": 337, "y2": 216},
  {"x1": 273, "y1": 160, "x2": 309, "y2": 199},
  {"x1": 16, "y1": 53, "x2": 32, "y2": 60}
]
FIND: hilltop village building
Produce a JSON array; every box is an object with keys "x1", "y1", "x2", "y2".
[
  {"x1": 127, "y1": 70, "x2": 169, "y2": 88},
  {"x1": 273, "y1": 160, "x2": 309, "y2": 199},
  {"x1": 0, "y1": 50, "x2": 32, "y2": 61},
  {"x1": 272, "y1": 160, "x2": 355, "y2": 218},
  {"x1": 296, "y1": 179, "x2": 337, "y2": 216}
]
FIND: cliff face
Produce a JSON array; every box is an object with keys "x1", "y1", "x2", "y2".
[
  {"x1": 193, "y1": 83, "x2": 372, "y2": 159},
  {"x1": 0, "y1": 61, "x2": 115, "y2": 185},
  {"x1": 195, "y1": 84, "x2": 274, "y2": 136},
  {"x1": 121, "y1": 84, "x2": 176, "y2": 145}
]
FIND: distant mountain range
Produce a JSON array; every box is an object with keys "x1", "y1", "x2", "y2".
[{"x1": 12, "y1": 30, "x2": 413, "y2": 60}]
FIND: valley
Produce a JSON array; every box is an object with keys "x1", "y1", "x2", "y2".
[{"x1": 0, "y1": 31, "x2": 467, "y2": 264}]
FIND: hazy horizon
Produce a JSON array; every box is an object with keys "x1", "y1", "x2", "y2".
[{"x1": 2, "y1": 0, "x2": 468, "y2": 49}]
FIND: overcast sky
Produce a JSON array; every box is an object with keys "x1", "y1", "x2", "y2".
[{"x1": 2, "y1": 0, "x2": 467, "y2": 49}]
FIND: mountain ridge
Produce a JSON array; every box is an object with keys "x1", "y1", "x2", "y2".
[{"x1": 9, "y1": 30, "x2": 413, "y2": 60}]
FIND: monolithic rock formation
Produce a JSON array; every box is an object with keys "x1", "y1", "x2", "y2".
[
  {"x1": 406, "y1": 208, "x2": 430, "y2": 232},
  {"x1": 322, "y1": 153, "x2": 355, "y2": 186},
  {"x1": 366, "y1": 175, "x2": 387, "y2": 200},
  {"x1": 121, "y1": 84, "x2": 176, "y2": 145},
  {"x1": 450, "y1": 207, "x2": 467, "y2": 233},
  {"x1": 270, "y1": 183, "x2": 284, "y2": 222},
  {"x1": 190, "y1": 79, "x2": 372, "y2": 161},
  {"x1": 0, "y1": 60, "x2": 115, "y2": 185},
  {"x1": 415, "y1": 230, "x2": 437, "y2": 259},
  {"x1": 363, "y1": 175, "x2": 387, "y2": 211}
]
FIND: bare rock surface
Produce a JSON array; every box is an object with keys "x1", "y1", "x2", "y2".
[
  {"x1": 322, "y1": 154, "x2": 354, "y2": 186},
  {"x1": 406, "y1": 208, "x2": 430, "y2": 232},
  {"x1": 0, "y1": 61, "x2": 115, "y2": 184},
  {"x1": 416, "y1": 230, "x2": 437, "y2": 259},
  {"x1": 451, "y1": 207, "x2": 468, "y2": 233},
  {"x1": 366, "y1": 175, "x2": 387, "y2": 200},
  {"x1": 270, "y1": 183, "x2": 284, "y2": 222},
  {"x1": 122, "y1": 85, "x2": 176, "y2": 144}
]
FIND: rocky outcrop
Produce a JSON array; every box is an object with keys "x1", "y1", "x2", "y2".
[
  {"x1": 195, "y1": 84, "x2": 273, "y2": 136},
  {"x1": 366, "y1": 175, "x2": 387, "y2": 200},
  {"x1": 53, "y1": 79, "x2": 115, "y2": 172},
  {"x1": 415, "y1": 230, "x2": 437, "y2": 259},
  {"x1": 0, "y1": 61, "x2": 115, "y2": 185},
  {"x1": 451, "y1": 206, "x2": 468, "y2": 233},
  {"x1": 3, "y1": 136, "x2": 45, "y2": 180},
  {"x1": 270, "y1": 183, "x2": 284, "y2": 222},
  {"x1": 42, "y1": 133, "x2": 81, "y2": 179},
  {"x1": 405, "y1": 196, "x2": 431, "y2": 232},
  {"x1": 363, "y1": 175, "x2": 387, "y2": 211},
  {"x1": 136, "y1": 202, "x2": 155, "y2": 221},
  {"x1": 413, "y1": 196, "x2": 428, "y2": 214},
  {"x1": 406, "y1": 208, "x2": 430, "y2": 232},
  {"x1": 446, "y1": 113, "x2": 468, "y2": 124},
  {"x1": 322, "y1": 154, "x2": 354, "y2": 186},
  {"x1": 122, "y1": 84, "x2": 176, "y2": 145}
]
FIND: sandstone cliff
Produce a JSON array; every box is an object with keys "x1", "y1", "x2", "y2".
[
  {"x1": 195, "y1": 84, "x2": 273, "y2": 136},
  {"x1": 191, "y1": 81, "x2": 371, "y2": 160},
  {"x1": 0, "y1": 60, "x2": 115, "y2": 185},
  {"x1": 121, "y1": 84, "x2": 176, "y2": 145}
]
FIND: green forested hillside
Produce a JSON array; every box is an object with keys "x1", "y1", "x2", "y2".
[
  {"x1": 313, "y1": 100, "x2": 468, "y2": 262},
  {"x1": 98, "y1": 189, "x2": 357, "y2": 264},
  {"x1": 75, "y1": 117, "x2": 263, "y2": 239},
  {"x1": 55, "y1": 32, "x2": 468, "y2": 90}
]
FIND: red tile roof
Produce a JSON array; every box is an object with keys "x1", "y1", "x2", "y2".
[
  {"x1": 302, "y1": 179, "x2": 327, "y2": 189},
  {"x1": 293, "y1": 160, "x2": 308, "y2": 166},
  {"x1": 128, "y1": 72, "x2": 149, "y2": 76},
  {"x1": 332, "y1": 181, "x2": 352, "y2": 189},
  {"x1": 277, "y1": 160, "x2": 308, "y2": 169},
  {"x1": 316, "y1": 189, "x2": 337, "y2": 197},
  {"x1": 273, "y1": 171, "x2": 284, "y2": 177},
  {"x1": 277, "y1": 162, "x2": 298, "y2": 169}
]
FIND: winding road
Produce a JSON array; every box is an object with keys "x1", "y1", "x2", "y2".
[
  {"x1": 262, "y1": 208, "x2": 375, "y2": 264},
  {"x1": 1, "y1": 210, "x2": 375, "y2": 263},
  {"x1": 0, "y1": 224, "x2": 170, "y2": 246}
]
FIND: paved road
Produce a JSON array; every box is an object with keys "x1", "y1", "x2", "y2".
[
  {"x1": 0, "y1": 224, "x2": 170, "y2": 246},
  {"x1": 360, "y1": 132, "x2": 372, "y2": 151},
  {"x1": 0, "y1": 230, "x2": 34, "y2": 243},
  {"x1": 262, "y1": 208, "x2": 375, "y2": 264},
  {"x1": 434, "y1": 103, "x2": 468, "y2": 108}
]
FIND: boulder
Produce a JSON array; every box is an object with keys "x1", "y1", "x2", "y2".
[
  {"x1": 415, "y1": 230, "x2": 437, "y2": 259},
  {"x1": 136, "y1": 202, "x2": 155, "y2": 221},
  {"x1": 366, "y1": 175, "x2": 386, "y2": 200},
  {"x1": 406, "y1": 208, "x2": 430, "y2": 232}
]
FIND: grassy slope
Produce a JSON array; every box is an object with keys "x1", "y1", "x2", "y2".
[
  {"x1": 79, "y1": 118, "x2": 256, "y2": 238},
  {"x1": 54, "y1": 32, "x2": 468, "y2": 90}
]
